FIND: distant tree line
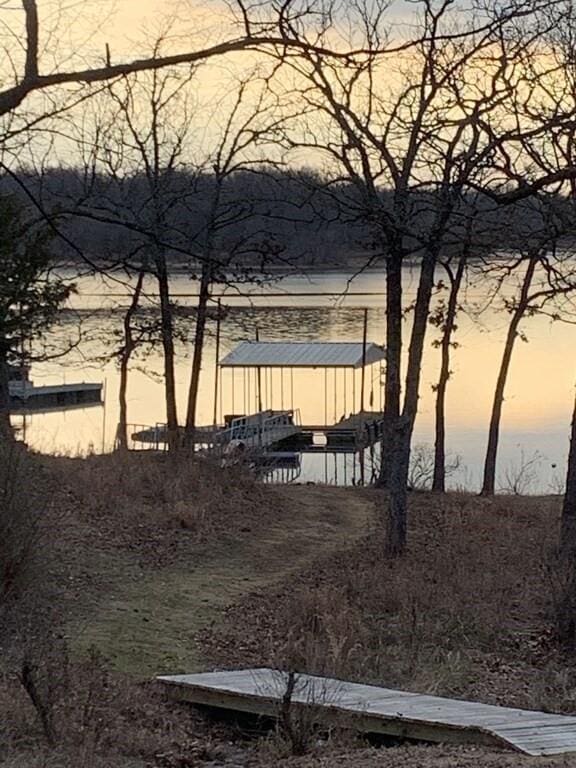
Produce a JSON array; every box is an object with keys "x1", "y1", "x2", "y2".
[{"x1": 1, "y1": 168, "x2": 574, "y2": 269}]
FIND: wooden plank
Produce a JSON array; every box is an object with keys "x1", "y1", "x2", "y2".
[
  {"x1": 497, "y1": 722, "x2": 576, "y2": 734},
  {"x1": 162, "y1": 681, "x2": 502, "y2": 749},
  {"x1": 504, "y1": 729, "x2": 576, "y2": 740},
  {"x1": 157, "y1": 669, "x2": 576, "y2": 756},
  {"x1": 516, "y1": 730, "x2": 576, "y2": 739}
]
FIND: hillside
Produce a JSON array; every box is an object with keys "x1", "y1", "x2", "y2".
[{"x1": 2, "y1": 452, "x2": 576, "y2": 767}]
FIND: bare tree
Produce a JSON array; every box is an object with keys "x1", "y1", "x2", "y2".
[
  {"x1": 182, "y1": 74, "x2": 286, "y2": 444},
  {"x1": 430, "y1": 234, "x2": 470, "y2": 493},
  {"x1": 81, "y1": 46, "x2": 199, "y2": 449},
  {"x1": 115, "y1": 270, "x2": 146, "y2": 451},
  {"x1": 479, "y1": 213, "x2": 576, "y2": 496},
  {"x1": 481, "y1": 253, "x2": 539, "y2": 495},
  {"x1": 278, "y1": 0, "x2": 564, "y2": 554},
  {"x1": 71, "y1": 59, "x2": 287, "y2": 448},
  {"x1": 0, "y1": 0, "x2": 375, "y2": 122},
  {"x1": 510, "y1": 3, "x2": 576, "y2": 557}
]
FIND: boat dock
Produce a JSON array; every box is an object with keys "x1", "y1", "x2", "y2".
[
  {"x1": 9, "y1": 381, "x2": 103, "y2": 413},
  {"x1": 130, "y1": 339, "x2": 386, "y2": 472},
  {"x1": 130, "y1": 410, "x2": 301, "y2": 451},
  {"x1": 158, "y1": 668, "x2": 576, "y2": 756},
  {"x1": 130, "y1": 409, "x2": 383, "y2": 454}
]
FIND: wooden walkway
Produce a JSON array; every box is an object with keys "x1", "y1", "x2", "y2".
[{"x1": 158, "y1": 668, "x2": 576, "y2": 756}]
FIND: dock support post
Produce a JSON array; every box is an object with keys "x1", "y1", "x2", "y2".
[
  {"x1": 212, "y1": 299, "x2": 222, "y2": 427},
  {"x1": 333, "y1": 368, "x2": 337, "y2": 422},
  {"x1": 255, "y1": 327, "x2": 263, "y2": 414},
  {"x1": 324, "y1": 369, "x2": 328, "y2": 426},
  {"x1": 101, "y1": 378, "x2": 107, "y2": 453},
  {"x1": 246, "y1": 369, "x2": 251, "y2": 415},
  {"x1": 268, "y1": 367, "x2": 273, "y2": 411},
  {"x1": 360, "y1": 308, "x2": 368, "y2": 414},
  {"x1": 243, "y1": 369, "x2": 247, "y2": 417}
]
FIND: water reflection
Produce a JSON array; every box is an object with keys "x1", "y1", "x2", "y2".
[{"x1": 18, "y1": 270, "x2": 576, "y2": 493}]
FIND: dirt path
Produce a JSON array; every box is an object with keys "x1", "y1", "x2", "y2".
[{"x1": 72, "y1": 486, "x2": 374, "y2": 677}]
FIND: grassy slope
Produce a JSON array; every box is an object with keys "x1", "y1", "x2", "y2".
[{"x1": 69, "y1": 483, "x2": 373, "y2": 676}]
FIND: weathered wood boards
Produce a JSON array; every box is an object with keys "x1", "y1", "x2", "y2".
[{"x1": 157, "y1": 668, "x2": 576, "y2": 756}]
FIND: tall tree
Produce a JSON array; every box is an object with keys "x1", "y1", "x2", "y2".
[
  {"x1": 479, "y1": 220, "x2": 576, "y2": 495},
  {"x1": 280, "y1": 0, "x2": 558, "y2": 554},
  {"x1": 430, "y1": 241, "x2": 469, "y2": 493},
  {"x1": 183, "y1": 75, "x2": 286, "y2": 444},
  {"x1": 88, "y1": 48, "x2": 198, "y2": 449},
  {"x1": 0, "y1": 195, "x2": 70, "y2": 435},
  {"x1": 115, "y1": 269, "x2": 146, "y2": 451}
]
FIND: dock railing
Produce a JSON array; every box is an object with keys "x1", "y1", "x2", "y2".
[
  {"x1": 128, "y1": 423, "x2": 171, "y2": 451},
  {"x1": 128, "y1": 410, "x2": 302, "y2": 455}
]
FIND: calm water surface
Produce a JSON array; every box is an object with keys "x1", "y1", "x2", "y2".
[{"x1": 17, "y1": 267, "x2": 576, "y2": 492}]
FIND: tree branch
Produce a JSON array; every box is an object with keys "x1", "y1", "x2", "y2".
[{"x1": 22, "y1": 0, "x2": 39, "y2": 82}]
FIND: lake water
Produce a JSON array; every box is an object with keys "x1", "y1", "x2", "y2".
[{"x1": 16, "y1": 266, "x2": 576, "y2": 492}]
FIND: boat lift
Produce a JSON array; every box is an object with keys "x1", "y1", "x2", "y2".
[
  {"x1": 130, "y1": 340, "x2": 386, "y2": 456},
  {"x1": 217, "y1": 339, "x2": 387, "y2": 452}
]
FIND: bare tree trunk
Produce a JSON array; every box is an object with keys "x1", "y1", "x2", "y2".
[
  {"x1": 556, "y1": 389, "x2": 576, "y2": 648},
  {"x1": 480, "y1": 256, "x2": 537, "y2": 495},
  {"x1": 155, "y1": 253, "x2": 179, "y2": 450},
  {"x1": 116, "y1": 271, "x2": 145, "y2": 451},
  {"x1": 378, "y1": 251, "x2": 403, "y2": 488},
  {"x1": 386, "y1": 415, "x2": 410, "y2": 556},
  {"x1": 184, "y1": 262, "x2": 211, "y2": 447},
  {"x1": 432, "y1": 253, "x2": 466, "y2": 492},
  {"x1": 387, "y1": 249, "x2": 437, "y2": 556},
  {"x1": 0, "y1": 345, "x2": 11, "y2": 440},
  {"x1": 561, "y1": 389, "x2": 576, "y2": 553}
]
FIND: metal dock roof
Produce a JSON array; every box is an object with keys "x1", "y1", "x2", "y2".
[{"x1": 219, "y1": 341, "x2": 386, "y2": 369}]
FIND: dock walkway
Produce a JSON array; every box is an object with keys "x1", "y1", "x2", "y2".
[{"x1": 158, "y1": 668, "x2": 576, "y2": 756}]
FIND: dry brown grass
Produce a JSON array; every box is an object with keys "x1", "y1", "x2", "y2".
[
  {"x1": 1, "y1": 450, "x2": 282, "y2": 766},
  {"x1": 5, "y1": 457, "x2": 576, "y2": 768},
  {"x1": 0, "y1": 454, "x2": 368, "y2": 766},
  {"x1": 0, "y1": 649, "x2": 240, "y2": 768},
  {"x1": 0, "y1": 443, "x2": 59, "y2": 636},
  {"x1": 43, "y1": 451, "x2": 275, "y2": 567},
  {"x1": 202, "y1": 491, "x2": 573, "y2": 713},
  {"x1": 249, "y1": 744, "x2": 576, "y2": 768}
]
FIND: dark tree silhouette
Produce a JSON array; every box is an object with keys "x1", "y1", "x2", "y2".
[{"x1": 0, "y1": 195, "x2": 70, "y2": 435}]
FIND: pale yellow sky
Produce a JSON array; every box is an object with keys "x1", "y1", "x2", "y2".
[
  {"x1": 0, "y1": 0, "x2": 239, "y2": 82},
  {"x1": 63, "y1": 0, "x2": 236, "y2": 59}
]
